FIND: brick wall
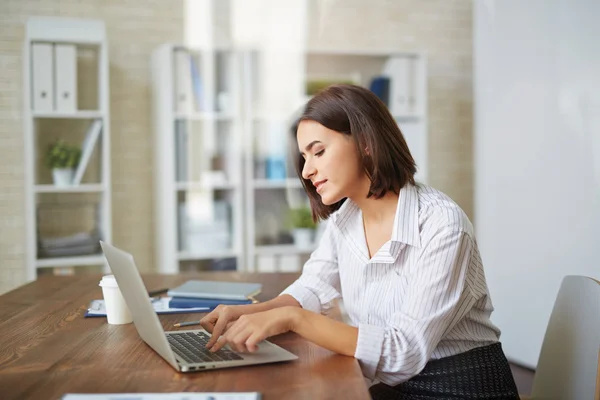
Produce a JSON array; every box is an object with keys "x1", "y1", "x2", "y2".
[
  {"x1": 0, "y1": 0, "x2": 473, "y2": 294},
  {"x1": 307, "y1": 0, "x2": 474, "y2": 215},
  {"x1": 0, "y1": 0, "x2": 184, "y2": 294}
]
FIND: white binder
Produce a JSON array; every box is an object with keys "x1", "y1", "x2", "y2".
[
  {"x1": 54, "y1": 44, "x2": 77, "y2": 112},
  {"x1": 384, "y1": 56, "x2": 415, "y2": 117},
  {"x1": 174, "y1": 49, "x2": 193, "y2": 114},
  {"x1": 31, "y1": 43, "x2": 54, "y2": 112}
]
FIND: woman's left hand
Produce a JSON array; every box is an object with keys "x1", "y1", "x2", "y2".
[{"x1": 207, "y1": 306, "x2": 299, "y2": 353}]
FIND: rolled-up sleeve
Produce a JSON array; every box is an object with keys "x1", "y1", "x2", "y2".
[
  {"x1": 355, "y1": 228, "x2": 479, "y2": 386},
  {"x1": 280, "y1": 222, "x2": 341, "y2": 314}
]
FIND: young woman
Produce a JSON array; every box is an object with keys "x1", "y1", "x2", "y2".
[{"x1": 200, "y1": 84, "x2": 519, "y2": 399}]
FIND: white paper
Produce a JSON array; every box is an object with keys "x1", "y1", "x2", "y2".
[
  {"x1": 87, "y1": 297, "x2": 209, "y2": 316},
  {"x1": 62, "y1": 393, "x2": 260, "y2": 400}
]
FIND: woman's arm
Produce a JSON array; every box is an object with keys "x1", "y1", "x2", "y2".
[
  {"x1": 204, "y1": 222, "x2": 341, "y2": 351},
  {"x1": 279, "y1": 222, "x2": 341, "y2": 314},
  {"x1": 244, "y1": 294, "x2": 301, "y2": 313},
  {"x1": 290, "y1": 307, "x2": 358, "y2": 356},
  {"x1": 207, "y1": 305, "x2": 358, "y2": 355}
]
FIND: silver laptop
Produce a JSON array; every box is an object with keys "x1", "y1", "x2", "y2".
[{"x1": 99, "y1": 241, "x2": 298, "y2": 372}]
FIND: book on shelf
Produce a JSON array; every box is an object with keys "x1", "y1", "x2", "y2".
[
  {"x1": 190, "y1": 55, "x2": 204, "y2": 111},
  {"x1": 72, "y1": 119, "x2": 102, "y2": 185},
  {"x1": 175, "y1": 120, "x2": 188, "y2": 182},
  {"x1": 369, "y1": 76, "x2": 391, "y2": 107},
  {"x1": 174, "y1": 49, "x2": 193, "y2": 114}
]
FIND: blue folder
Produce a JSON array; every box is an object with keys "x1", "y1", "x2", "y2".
[
  {"x1": 84, "y1": 298, "x2": 210, "y2": 318},
  {"x1": 169, "y1": 297, "x2": 253, "y2": 309}
]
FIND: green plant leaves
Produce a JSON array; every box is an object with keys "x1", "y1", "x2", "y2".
[
  {"x1": 45, "y1": 140, "x2": 81, "y2": 169},
  {"x1": 286, "y1": 206, "x2": 316, "y2": 229}
]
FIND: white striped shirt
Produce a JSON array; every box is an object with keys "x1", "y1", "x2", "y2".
[{"x1": 281, "y1": 183, "x2": 501, "y2": 386}]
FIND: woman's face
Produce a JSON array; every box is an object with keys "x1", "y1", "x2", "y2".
[{"x1": 297, "y1": 120, "x2": 367, "y2": 205}]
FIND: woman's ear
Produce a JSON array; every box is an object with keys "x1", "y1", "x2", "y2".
[{"x1": 365, "y1": 146, "x2": 370, "y2": 155}]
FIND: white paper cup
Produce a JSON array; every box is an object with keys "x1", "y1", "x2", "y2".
[{"x1": 99, "y1": 274, "x2": 133, "y2": 325}]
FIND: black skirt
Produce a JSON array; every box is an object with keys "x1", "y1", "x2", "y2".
[{"x1": 369, "y1": 343, "x2": 520, "y2": 400}]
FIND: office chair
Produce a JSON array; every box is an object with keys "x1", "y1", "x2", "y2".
[{"x1": 521, "y1": 275, "x2": 600, "y2": 400}]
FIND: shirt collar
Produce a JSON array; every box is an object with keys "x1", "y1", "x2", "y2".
[
  {"x1": 331, "y1": 183, "x2": 422, "y2": 248},
  {"x1": 330, "y1": 198, "x2": 358, "y2": 229},
  {"x1": 391, "y1": 183, "x2": 421, "y2": 248}
]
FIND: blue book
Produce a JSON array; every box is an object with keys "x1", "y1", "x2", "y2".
[
  {"x1": 369, "y1": 76, "x2": 390, "y2": 106},
  {"x1": 167, "y1": 280, "x2": 262, "y2": 301},
  {"x1": 169, "y1": 297, "x2": 253, "y2": 309},
  {"x1": 190, "y1": 56, "x2": 203, "y2": 111}
]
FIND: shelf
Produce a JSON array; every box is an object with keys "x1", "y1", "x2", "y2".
[
  {"x1": 35, "y1": 184, "x2": 105, "y2": 193},
  {"x1": 175, "y1": 112, "x2": 235, "y2": 121},
  {"x1": 255, "y1": 244, "x2": 317, "y2": 256},
  {"x1": 253, "y1": 179, "x2": 304, "y2": 189},
  {"x1": 175, "y1": 181, "x2": 238, "y2": 191},
  {"x1": 178, "y1": 249, "x2": 238, "y2": 261},
  {"x1": 32, "y1": 110, "x2": 104, "y2": 119},
  {"x1": 394, "y1": 114, "x2": 423, "y2": 122},
  {"x1": 251, "y1": 114, "x2": 297, "y2": 122},
  {"x1": 307, "y1": 48, "x2": 417, "y2": 57},
  {"x1": 24, "y1": 17, "x2": 113, "y2": 282},
  {"x1": 36, "y1": 254, "x2": 105, "y2": 268}
]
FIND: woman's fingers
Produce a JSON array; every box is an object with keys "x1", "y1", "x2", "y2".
[
  {"x1": 205, "y1": 318, "x2": 228, "y2": 349},
  {"x1": 209, "y1": 335, "x2": 228, "y2": 353},
  {"x1": 245, "y1": 332, "x2": 263, "y2": 353},
  {"x1": 230, "y1": 328, "x2": 253, "y2": 353},
  {"x1": 205, "y1": 308, "x2": 235, "y2": 348},
  {"x1": 199, "y1": 312, "x2": 217, "y2": 333}
]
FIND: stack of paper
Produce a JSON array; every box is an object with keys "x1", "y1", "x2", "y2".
[
  {"x1": 62, "y1": 393, "x2": 261, "y2": 400},
  {"x1": 85, "y1": 297, "x2": 209, "y2": 317},
  {"x1": 38, "y1": 231, "x2": 100, "y2": 257}
]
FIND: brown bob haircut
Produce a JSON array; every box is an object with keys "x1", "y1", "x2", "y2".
[{"x1": 291, "y1": 84, "x2": 417, "y2": 222}]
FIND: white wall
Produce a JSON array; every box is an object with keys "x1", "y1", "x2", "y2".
[{"x1": 474, "y1": 0, "x2": 600, "y2": 368}]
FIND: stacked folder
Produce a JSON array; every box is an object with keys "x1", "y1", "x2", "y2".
[
  {"x1": 168, "y1": 297, "x2": 252, "y2": 310},
  {"x1": 166, "y1": 280, "x2": 262, "y2": 311}
]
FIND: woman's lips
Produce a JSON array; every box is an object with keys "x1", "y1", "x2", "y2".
[{"x1": 314, "y1": 180, "x2": 327, "y2": 193}]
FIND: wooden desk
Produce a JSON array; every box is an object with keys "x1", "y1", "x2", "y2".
[{"x1": 0, "y1": 273, "x2": 369, "y2": 400}]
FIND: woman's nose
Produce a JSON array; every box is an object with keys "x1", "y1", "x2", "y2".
[{"x1": 302, "y1": 160, "x2": 316, "y2": 180}]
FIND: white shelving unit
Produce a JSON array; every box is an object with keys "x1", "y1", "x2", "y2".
[
  {"x1": 23, "y1": 17, "x2": 112, "y2": 281},
  {"x1": 151, "y1": 45, "x2": 427, "y2": 274},
  {"x1": 304, "y1": 49, "x2": 429, "y2": 183},
  {"x1": 242, "y1": 49, "x2": 428, "y2": 272},
  {"x1": 151, "y1": 44, "x2": 244, "y2": 273}
]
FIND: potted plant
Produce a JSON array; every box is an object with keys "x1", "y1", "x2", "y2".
[
  {"x1": 45, "y1": 139, "x2": 81, "y2": 187},
  {"x1": 287, "y1": 206, "x2": 317, "y2": 249}
]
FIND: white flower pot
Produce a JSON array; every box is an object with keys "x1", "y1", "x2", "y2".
[
  {"x1": 292, "y1": 228, "x2": 314, "y2": 249},
  {"x1": 52, "y1": 168, "x2": 74, "y2": 187}
]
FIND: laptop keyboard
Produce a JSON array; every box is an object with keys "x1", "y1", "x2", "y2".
[{"x1": 167, "y1": 331, "x2": 244, "y2": 364}]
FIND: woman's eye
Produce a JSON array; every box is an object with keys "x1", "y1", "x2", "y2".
[{"x1": 315, "y1": 149, "x2": 325, "y2": 157}]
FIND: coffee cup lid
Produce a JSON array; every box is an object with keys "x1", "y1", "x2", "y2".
[{"x1": 99, "y1": 274, "x2": 118, "y2": 288}]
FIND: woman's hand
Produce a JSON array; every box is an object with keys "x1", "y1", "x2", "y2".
[
  {"x1": 207, "y1": 307, "x2": 299, "y2": 353},
  {"x1": 200, "y1": 304, "x2": 252, "y2": 348}
]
